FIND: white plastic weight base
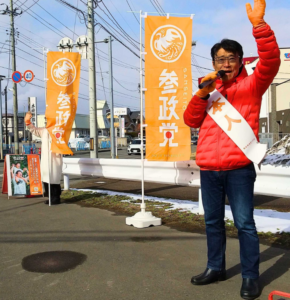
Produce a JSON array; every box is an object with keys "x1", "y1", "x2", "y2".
[{"x1": 126, "y1": 211, "x2": 161, "y2": 228}]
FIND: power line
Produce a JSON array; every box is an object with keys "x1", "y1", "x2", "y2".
[
  {"x1": 107, "y1": 0, "x2": 139, "y2": 40},
  {"x1": 94, "y1": 11, "x2": 139, "y2": 51},
  {"x1": 98, "y1": 2, "x2": 140, "y2": 47},
  {"x1": 96, "y1": 23, "x2": 141, "y2": 60},
  {"x1": 125, "y1": 0, "x2": 144, "y2": 31},
  {"x1": 152, "y1": 0, "x2": 166, "y2": 15},
  {"x1": 15, "y1": 0, "x2": 65, "y2": 38},
  {"x1": 149, "y1": 0, "x2": 162, "y2": 15},
  {"x1": 35, "y1": 1, "x2": 79, "y2": 37},
  {"x1": 95, "y1": 42, "x2": 107, "y2": 101},
  {"x1": 192, "y1": 53, "x2": 212, "y2": 61},
  {"x1": 113, "y1": 77, "x2": 138, "y2": 92}
]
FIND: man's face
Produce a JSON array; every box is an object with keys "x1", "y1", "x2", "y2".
[
  {"x1": 16, "y1": 163, "x2": 20, "y2": 168},
  {"x1": 16, "y1": 172, "x2": 22, "y2": 178},
  {"x1": 212, "y1": 48, "x2": 242, "y2": 82}
]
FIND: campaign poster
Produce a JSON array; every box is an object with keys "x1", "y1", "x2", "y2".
[{"x1": 6, "y1": 154, "x2": 43, "y2": 196}]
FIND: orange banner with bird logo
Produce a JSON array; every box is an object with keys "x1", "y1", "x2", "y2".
[
  {"x1": 145, "y1": 16, "x2": 192, "y2": 161},
  {"x1": 46, "y1": 52, "x2": 81, "y2": 155}
]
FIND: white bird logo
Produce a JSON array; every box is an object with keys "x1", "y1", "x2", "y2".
[
  {"x1": 52, "y1": 59, "x2": 76, "y2": 86},
  {"x1": 153, "y1": 28, "x2": 184, "y2": 61}
]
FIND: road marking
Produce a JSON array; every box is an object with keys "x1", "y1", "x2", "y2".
[{"x1": 16, "y1": 270, "x2": 26, "y2": 275}]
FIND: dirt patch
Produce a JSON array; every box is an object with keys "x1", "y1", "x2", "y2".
[{"x1": 61, "y1": 190, "x2": 290, "y2": 249}]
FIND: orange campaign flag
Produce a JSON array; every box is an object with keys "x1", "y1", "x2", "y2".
[
  {"x1": 45, "y1": 52, "x2": 81, "y2": 155},
  {"x1": 145, "y1": 16, "x2": 192, "y2": 161}
]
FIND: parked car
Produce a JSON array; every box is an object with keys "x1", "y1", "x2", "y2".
[
  {"x1": 127, "y1": 139, "x2": 146, "y2": 155},
  {"x1": 191, "y1": 136, "x2": 198, "y2": 145}
]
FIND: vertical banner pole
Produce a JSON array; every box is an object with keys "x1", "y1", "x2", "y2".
[
  {"x1": 43, "y1": 48, "x2": 51, "y2": 207},
  {"x1": 140, "y1": 10, "x2": 145, "y2": 214},
  {"x1": 125, "y1": 11, "x2": 161, "y2": 228},
  {"x1": 48, "y1": 148, "x2": 51, "y2": 206}
]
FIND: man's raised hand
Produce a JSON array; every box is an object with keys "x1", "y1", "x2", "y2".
[
  {"x1": 25, "y1": 111, "x2": 32, "y2": 125},
  {"x1": 246, "y1": 0, "x2": 266, "y2": 28}
]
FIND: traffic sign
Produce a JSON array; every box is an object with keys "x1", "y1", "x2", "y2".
[
  {"x1": 23, "y1": 70, "x2": 34, "y2": 83},
  {"x1": 12, "y1": 71, "x2": 22, "y2": 83}
]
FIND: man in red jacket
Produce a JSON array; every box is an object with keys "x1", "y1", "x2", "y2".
[{"x1": 184, "y1": 1, "x2": 280, "y2": 299}]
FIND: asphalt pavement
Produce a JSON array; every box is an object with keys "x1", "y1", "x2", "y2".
[{"x1": 0, "y1": 193, "x2": 290, "y2": 300}]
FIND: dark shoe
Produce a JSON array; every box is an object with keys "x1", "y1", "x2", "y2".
[
  {"x1": 44, "y1": 200, "x2": 61, "y2": 205},
  {"x1": 240, "y1": 278, "x2": 260, "y2": 300},
  {"x1": 191, "y1": 268, "x2": 226, "y2": 285}
]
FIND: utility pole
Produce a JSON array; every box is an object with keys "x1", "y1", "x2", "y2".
[
  {"x1": 4, "y1": 86, "x2": 8, "y2": 145},
  {"x1": 0, "y1": 2, "x2": 22, "y2": 153},
  {"x1": 0, "y1": 75, "x2": 5, "y2": 159},
  {"x1": 108, "y1": 36, "x2": 116, "y2": 158},
  {"x1": 87, "y1": 0, "x2": 98, "y2": 158},
  {"x1": 10, "y1": 0, "x2": 19, "y2": 153},
  {"x1": 23, "y1": 104, "x2": 25, "y2": 143}
]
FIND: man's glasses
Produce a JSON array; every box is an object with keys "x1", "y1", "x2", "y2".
[{"x1": 214, "y1": 56, "x2": 240, "y2": 65}]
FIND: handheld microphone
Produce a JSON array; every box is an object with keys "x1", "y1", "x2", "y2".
[{"x1": 198, "y1": 70, "x2": 226, "y2": 89}]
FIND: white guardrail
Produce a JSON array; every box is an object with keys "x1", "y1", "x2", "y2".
[{"x1": 62, "y1": 158, "x2": 290, "y2": 199}]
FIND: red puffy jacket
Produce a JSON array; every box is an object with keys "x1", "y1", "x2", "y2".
[{"x1": 184, "y1": 24, "x2": 280, "y2": 171}]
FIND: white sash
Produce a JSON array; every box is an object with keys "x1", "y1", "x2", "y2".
[{"x1": 206, "y1": 91, "x2": 267, "y2": 165}]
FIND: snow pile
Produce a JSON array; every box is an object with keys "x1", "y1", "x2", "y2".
[
  {"x1": 70, "y1": 188, "x2": 290, "y2": 234},
  {"x1": 262, "y1": 134, "x2": 290, "y2": 167}
]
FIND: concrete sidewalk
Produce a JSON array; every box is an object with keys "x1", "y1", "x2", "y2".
[{"x1": 0, "y1": 193, "x2": 289, "y2": 300}]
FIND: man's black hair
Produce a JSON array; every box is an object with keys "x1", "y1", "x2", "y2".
[
  {"x1": 211, "y1": 39, "x2": 244, "y2": 63},
  {"x1": 16, "y1": 170, "x2": 22, "y2": 175}
]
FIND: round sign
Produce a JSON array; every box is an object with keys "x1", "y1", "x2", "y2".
[
  {"x1": 23, "y1": 70, "x2": 34, "y2": 83},
  {"x1": 12, "y1": 71, "x2": 22, "y2": 83}
]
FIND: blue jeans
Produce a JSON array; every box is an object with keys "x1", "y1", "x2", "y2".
[{"x1": 200, "y1": 163, "x2": 259, "y2": 279}]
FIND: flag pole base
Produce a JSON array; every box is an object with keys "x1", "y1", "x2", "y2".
[{"x1": 126, "y1": 211, "x2": 161, "y2": 228}]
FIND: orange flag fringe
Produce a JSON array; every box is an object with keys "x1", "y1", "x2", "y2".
[
  {"x1": 145, "y1": 16, "x2": 192, "y2": 161},
  {"x1": 45, "y1": 52, "x2": 81, "y2": 155}
]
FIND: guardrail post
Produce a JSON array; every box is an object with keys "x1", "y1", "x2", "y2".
[
  {"x1": 198, "y1": 188, "x2": 204, "y2": 215},
  {"x1": 64, "y1": 174, "x2": 70, "y2": 190}
]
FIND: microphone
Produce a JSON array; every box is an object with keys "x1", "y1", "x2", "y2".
[{"x1": 198, "y1": 70, "x2": 226, "y2": 89}]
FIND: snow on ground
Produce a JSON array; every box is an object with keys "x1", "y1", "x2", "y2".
[
  {"x1": 70, "y1": 188, "x2": 290, "y2": 234},
  {"x1": 263, "y1": 134, "x2": 290, "y2": 166}
]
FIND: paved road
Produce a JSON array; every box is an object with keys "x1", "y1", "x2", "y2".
[{"x1": 0, "y1": 194, "x2": 289, "y2": 300}]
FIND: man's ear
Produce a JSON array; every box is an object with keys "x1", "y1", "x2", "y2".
[{"x1": 212, "y1": 61, "x2": 216, "y2": 70}]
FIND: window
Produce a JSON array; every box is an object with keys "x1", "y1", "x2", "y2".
[
  {"x1": 286, "y1": 121, "x2": 290, "y2": 127},
  {"x1": 132, "y1": 140, "x2": 141, "y2": 145}
]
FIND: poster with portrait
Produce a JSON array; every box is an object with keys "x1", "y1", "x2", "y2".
[{"x1": 4, "y1": 154, "x2": 43, "y2": 197}]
